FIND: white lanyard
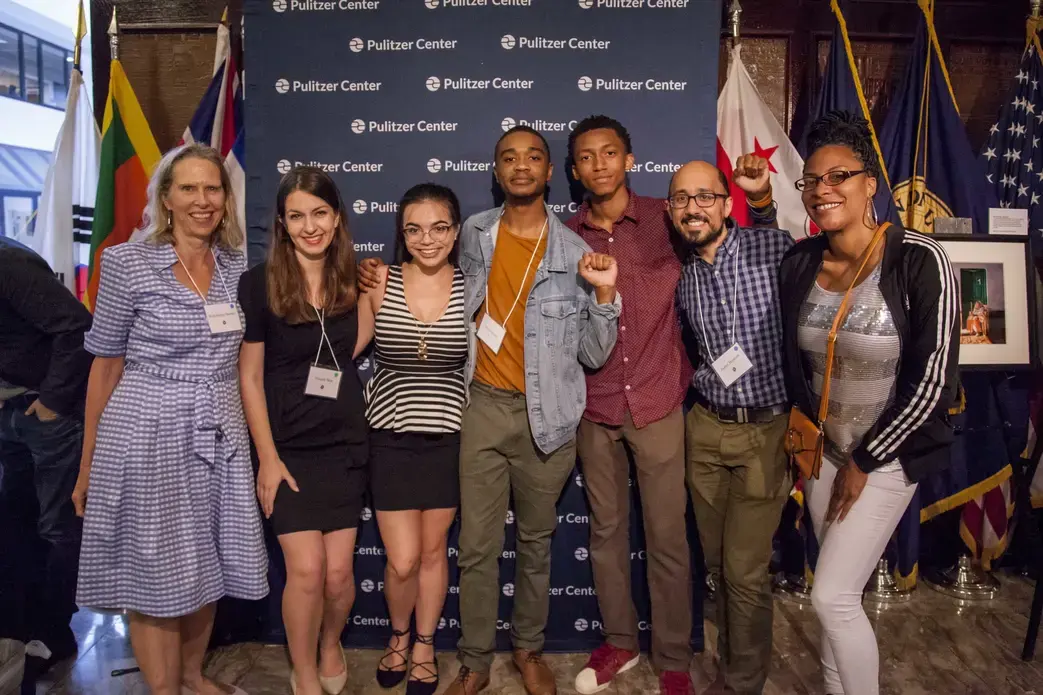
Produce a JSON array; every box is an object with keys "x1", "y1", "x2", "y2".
[
  {"x1": 312, "y1": 307, "x2": 342, "y2": 371},
  {"x1": 485, "y1": 216, "x2": 547, "y2": 325},
  {"x1": 693, "y1": 235, "x2": 741, "y2": 358},
  {"x1": 173, "y1": 248, "x2": 233, "y2": 304}
]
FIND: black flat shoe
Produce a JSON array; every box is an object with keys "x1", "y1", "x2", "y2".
[
  {"x1": 405, "y1": 633, "x2": 438, "y2": 695},
  {"x1": 376, "y1": 628, "x2": 410, "y2": 689}
]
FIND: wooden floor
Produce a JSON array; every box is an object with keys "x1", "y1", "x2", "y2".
[{"x1": 25, "y1": 570, "x2": 1043, "y2": 694}]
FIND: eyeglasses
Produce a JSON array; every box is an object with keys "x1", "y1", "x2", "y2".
[
  {"x1": 667, "y1": 191, "x2": 730, "y2": 209},
  {"x1": 403, "y1": 224, "x2": 455, "y2": 242},
  {"x1": 795, "y1": 170, "x2": 865, "y2": 192}
]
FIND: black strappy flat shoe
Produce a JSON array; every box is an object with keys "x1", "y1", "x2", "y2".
[
  {"x1": 405, "y1": 632, "x2": 439, "y2": 695},
  {"x1": 375, "y1": 628, "x2": 410, "y2": 688}
]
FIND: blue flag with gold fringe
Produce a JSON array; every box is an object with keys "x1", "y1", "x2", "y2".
[
  {"x1": 798, "y1": 0, "x2": 900, "y2": 228},
  {"x1": 876, "y1": 0, "x2": 1010, "y2": 572},
  {"x1": 877, "y1": 0, "x2": 997, "y2": 234}
]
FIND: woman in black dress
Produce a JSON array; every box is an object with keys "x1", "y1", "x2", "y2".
[{"x1": 238, "y1": 167, "x2": 370, "y2": 695}]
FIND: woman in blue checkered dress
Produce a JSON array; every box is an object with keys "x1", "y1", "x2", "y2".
[{"x1": 71, "y1": 144, "x2": 267, "y2": 695}]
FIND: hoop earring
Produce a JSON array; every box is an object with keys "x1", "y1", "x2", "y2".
[{"x1": 864, "y1": 199, "x2": 879, "y2": 229}]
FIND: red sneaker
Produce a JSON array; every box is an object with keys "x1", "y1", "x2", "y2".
[
  {"x1": 574, "y1": 643, "x2": 640, "y2": 694},
  {"x1": 659, "y1": 670, "x2": 695, "y2": 695}
]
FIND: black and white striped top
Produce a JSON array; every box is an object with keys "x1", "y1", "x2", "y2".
[{"x1": 364, "y1": 264, "x2": 467, "y2": 433}]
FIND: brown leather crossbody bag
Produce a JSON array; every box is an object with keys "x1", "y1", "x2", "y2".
[{"x1": 784, "y1": 223, "x2": 890, "y2": 480}]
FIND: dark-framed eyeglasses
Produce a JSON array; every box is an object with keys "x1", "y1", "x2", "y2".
[
  {"x1": 667, "y1": 191, "x2": 730, "y2": 209},
  {"x1": 403, "y1": 224, "x2": 455, "y2": 242},
  {"x1": 795, "y1": 170, "x2": 866, "y2": 192}
]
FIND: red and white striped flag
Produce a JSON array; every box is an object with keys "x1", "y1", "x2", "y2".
[{"x1": 717, "y1": 45, "x2": 809, "y2": 239}]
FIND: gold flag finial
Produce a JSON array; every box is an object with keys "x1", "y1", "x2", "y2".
[
  {"x1": 73, "y1": 0, "x2": 87, "y2": 70},
  {"x1": 221, "y1": 6, "x2": 229, "y2": 25},
  {"x1": 1032, "y1": 0, "x2": 1041, "y2": 19},
  {"x1": 728, "y1": 0, "x2": 742, "y2": 40}
]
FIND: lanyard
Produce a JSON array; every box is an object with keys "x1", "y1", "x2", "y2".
[
  {"x1": 312, "y1": 307, "x2": 342, "y2": 371},
  {"x1": 485, "y1": 216, "x2": 547, "y2": 326},
  {"x1": 693, "y1": 235, "x2": 741, "y2": 358},
  {"x1": 173, "y1": 248, "x2": 234, "y2": 304}
]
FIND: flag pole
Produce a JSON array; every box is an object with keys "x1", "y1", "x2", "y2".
[
  {"x1": 728, "y1": 0, "x2": 742, "y2": 45},
  {"x1": 108, "y1": 8, "x2": 119, "y2": 61},
  {"x1": 72, "y1": 0, "x2": 87, "y2": 71}
]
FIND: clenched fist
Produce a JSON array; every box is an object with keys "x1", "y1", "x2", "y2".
[
  {"x1": 578, "y1": 253, "x2": 618, "y2": 304},
  {"x1": 733, "y1": 153, "x2": 772, "y2": 200}
]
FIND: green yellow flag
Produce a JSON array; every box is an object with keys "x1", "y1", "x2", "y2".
[{"x1": 85, "y1": 59, "x2": 160, "y2": 311}]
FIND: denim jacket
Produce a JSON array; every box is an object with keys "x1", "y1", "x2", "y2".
[{"x1": 460, "y1": 205, "x2": 621, "y2": 454}]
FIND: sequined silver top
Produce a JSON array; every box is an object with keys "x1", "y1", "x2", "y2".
[{"x1": 796, "y1": 267, "x2": 902, "y2": 470}]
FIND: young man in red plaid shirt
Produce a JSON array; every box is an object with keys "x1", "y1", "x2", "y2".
[{"x1": 565, "y1": 116, "x2": 775, "y2": 695}]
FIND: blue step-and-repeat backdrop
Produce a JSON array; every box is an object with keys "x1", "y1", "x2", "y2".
[{"x1": 241, "y1": 0, "x2": 722, "y2": 653}]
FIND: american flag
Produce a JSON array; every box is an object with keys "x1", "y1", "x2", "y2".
[
  {"x1": 982, "y1": 41, "x2": 1043, "y2": 238},
  {"x1": 982, "y1": 29, "x2": 1043, "y2": 521}
]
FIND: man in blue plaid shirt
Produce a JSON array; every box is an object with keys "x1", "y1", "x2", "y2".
[{"x1": 670, "y1": 157, "x2": 794, "y2": 695}]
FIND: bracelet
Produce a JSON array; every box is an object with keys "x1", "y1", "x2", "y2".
[{"x1": 746, "y1": 190, "x2": 774, "y2": 209}]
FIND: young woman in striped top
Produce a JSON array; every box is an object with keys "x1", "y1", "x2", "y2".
[{"x1": 359, "y1": 183, "x2": 466, "y2": 695}]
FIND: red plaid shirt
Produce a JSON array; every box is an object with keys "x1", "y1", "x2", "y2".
[{"x1": 566, "y1": 192, "x2": 692, "y2": 428}]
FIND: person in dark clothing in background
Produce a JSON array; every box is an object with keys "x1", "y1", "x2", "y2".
[{"x1": 0, "y1": 239, "x2": 93, "y2": 686}]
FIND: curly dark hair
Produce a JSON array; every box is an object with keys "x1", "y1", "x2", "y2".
[
  {"x1": 805, "y1": 110, "x2": 881, "y2": 179},
  {"x1": 568, "y1": 115, "x2": 632, "y2": 158}
]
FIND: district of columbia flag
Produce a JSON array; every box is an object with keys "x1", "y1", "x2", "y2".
[
  {"x1": 85, "y1": 58, "x2": 161, "y2": 311},
  {"x1": 32, "y1": 66, "x2": 100, "y2": 300},
  {"x1": 717, "y1": 45, "x2": 809, "y2": 239}
]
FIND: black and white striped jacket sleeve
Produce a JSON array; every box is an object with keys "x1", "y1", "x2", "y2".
[{"x1": 851, "y1": 233, "x2": 961, "y2": 473}]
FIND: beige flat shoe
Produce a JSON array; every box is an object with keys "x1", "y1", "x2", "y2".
[{"x1": 319, "y1": 647, "x2": 348, "y2": 695}]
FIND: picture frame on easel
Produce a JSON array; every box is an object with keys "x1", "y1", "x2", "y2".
[{"x1": 934, "y1": 234, "x2": 1037, "y2": 370}]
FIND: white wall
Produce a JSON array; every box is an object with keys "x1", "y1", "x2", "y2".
[
  {"x1": 0, "y1": 97, "x2": 66, "y2": 150},
  {"x1": 0, "y1": 0, "x2": 92, "y2": 153}
]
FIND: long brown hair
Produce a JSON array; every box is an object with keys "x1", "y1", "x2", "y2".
[{"x1": 266, "y1": 166, "x2": 358, "y2": 323}]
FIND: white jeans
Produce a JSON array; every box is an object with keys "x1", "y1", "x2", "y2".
[{"x1": 806, "y1": 459, "x2": 917, "y2": 695}]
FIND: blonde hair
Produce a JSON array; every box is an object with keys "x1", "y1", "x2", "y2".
[{"x1": 141, "y1": 143, "x2": 244, "y2": 250}]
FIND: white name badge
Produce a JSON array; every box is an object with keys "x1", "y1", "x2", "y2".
[
  {"x1": 711, "y1": 343, "x2": 753, "y2": 388},
  {"x1": 477, "y1": 314, "x2": 507, "y2": 354},
  {"x1": 305, "y1": 365, "x2": 342, "y2": 399},
  {"x1": 204, "y1": 303, "x2": 243, "y2": 334}
]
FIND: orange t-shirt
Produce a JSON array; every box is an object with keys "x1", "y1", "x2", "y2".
[{"x1": 473, "y1": 222, "x2": 547, "y2": 394}]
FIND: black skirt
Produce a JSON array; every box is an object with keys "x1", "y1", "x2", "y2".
[
  {"x1": 369, "y1": 429, "x2": 461, "y2": 511},
  {"x1": 269, "y1": 447, "x2": 368, "y2": 536}
]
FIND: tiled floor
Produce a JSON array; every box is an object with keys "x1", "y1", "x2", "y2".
[{"x1": 24, "y1": 571, "x2": 1043, "y2": 694}]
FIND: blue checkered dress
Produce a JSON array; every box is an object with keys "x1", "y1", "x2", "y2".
[
  {"x1": 676, "y1": 221, "x2": 793, "y2": 408},
  {"x1": 76, "y1": 242, "x2": 268, "y2": 617}
]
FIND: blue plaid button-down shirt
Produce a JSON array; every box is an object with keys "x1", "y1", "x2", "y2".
[{"x1": 676, "y1": 220, "x2": 794, "y2": 408}]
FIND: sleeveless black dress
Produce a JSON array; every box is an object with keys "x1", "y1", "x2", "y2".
[{"x1": 239, "y1": 263, "x2": 369, "y2": 534}]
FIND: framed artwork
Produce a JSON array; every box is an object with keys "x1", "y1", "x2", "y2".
[{"x1": 935, "y1": 235, "x2": 1035, "y2": 369}]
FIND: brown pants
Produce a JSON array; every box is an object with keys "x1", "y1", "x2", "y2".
[
  {"x1": 456, "y1": 382, "x2": 576, "y2": 672},
  {"x1": 685, "y1": 404, "x2": 790, "y2": 695},
  {"x1": 576, "y1": 408, "x2": 692, "y2": 673}
]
